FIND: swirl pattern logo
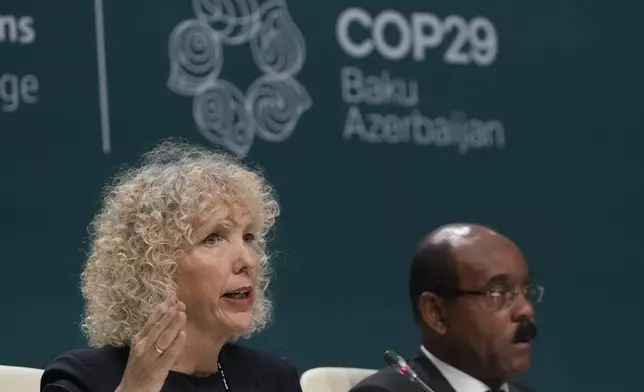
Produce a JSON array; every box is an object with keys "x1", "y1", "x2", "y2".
[{"x1": 168, "y1": 0, "x2": 312, "y2": 157}]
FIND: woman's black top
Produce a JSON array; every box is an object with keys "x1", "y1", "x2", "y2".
[{"x1": 40, "y1": 342, "x2": 303, "y2": 392}]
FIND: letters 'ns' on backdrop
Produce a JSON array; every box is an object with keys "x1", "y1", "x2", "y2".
[{"x1": 1, "y1": 1, "x2": 643, "y2": 391}]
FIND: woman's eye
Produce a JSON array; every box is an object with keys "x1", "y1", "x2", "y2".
[
  {"x1": 203, "y1": 234, "x2": 221, "y2": 245},
  {"x1": 242, "y1": 233, "x2": 255, "y2": 242}
]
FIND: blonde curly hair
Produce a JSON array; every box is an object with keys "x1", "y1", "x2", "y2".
[{"x1": 80, "y1": 139, "x2": 279, "y2": 347}]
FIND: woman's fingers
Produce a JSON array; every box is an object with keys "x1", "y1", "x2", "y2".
[
  {"x1": 158, "y1": 331, "x2": 187, "y2": 368},
  {"x1": 145, "y1": 304, "x2": 181, "y2": 348},
  {"x1": 135, "y1": 299, "x2": 175, "y2": 340},
  {"x1": 117, "y1": 300, "x2": 187, "y2": 392},
  {"x1": 155, "y1": 308, "x2": 186, "y2": 352}
]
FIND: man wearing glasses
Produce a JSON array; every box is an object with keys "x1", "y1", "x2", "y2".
[{"x1": 351, "y1": 223, "x2": 542, "y2": 392}]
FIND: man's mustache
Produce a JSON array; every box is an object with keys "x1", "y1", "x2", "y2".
[{"x1": 513, "y1": 318, "x2": 537, "y2": 343}]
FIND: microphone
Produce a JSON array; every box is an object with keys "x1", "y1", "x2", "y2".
[{"x1": 383, "y1": 350, "x2": 436, "y2": 392}]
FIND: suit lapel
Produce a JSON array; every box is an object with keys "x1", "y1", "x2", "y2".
[
  {"x1": 409, "y1": 351, "x2": 529, "y2": 392},
  {"x1": 411, "y1": 353, "x2": 457, "y2": 392}
]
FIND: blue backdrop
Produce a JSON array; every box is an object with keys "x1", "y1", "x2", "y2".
[{"x1": 1, "y1": 1, "x2": 643, "y2": 391}]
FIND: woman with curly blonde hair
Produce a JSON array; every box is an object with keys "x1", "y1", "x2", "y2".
[{"x1": 40, "y1": 140, "x2": 302, "y2": 392}]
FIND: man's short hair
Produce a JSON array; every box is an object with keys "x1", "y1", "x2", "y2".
[{"x1": 408, "y1": 241, "x2": 460, "y2": 322}]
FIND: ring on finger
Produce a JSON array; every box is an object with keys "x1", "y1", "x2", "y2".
[{"x1": 154, "y1": 342, "x2": 166, "y2": 355}]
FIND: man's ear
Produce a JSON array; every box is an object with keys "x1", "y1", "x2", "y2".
[{"x1": 418, "y1": 292, "x2": 448, "y2": 335}]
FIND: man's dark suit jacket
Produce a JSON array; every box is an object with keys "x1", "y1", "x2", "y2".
[
  {"x1": 40, "y1": 342, "x2": 302, "y2": 392},
  {"x1": 349, "y1": 352, "x2": 536, "y2": 392}
]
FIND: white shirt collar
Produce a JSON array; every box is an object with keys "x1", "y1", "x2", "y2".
[{"x1": 420, "y1": 345, "x2": 509, "y2": 392}]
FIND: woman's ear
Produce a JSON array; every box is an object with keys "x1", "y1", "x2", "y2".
[{"x1": 418, "y1": 292, "x2": 448, "y2": 335}]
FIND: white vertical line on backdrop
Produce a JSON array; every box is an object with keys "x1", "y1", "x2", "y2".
[{"x1": 94, "y1": 0, "x2": 111, "y2": 154}]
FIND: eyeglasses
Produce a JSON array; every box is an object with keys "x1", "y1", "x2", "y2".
[{"x1": 438, "y1": 284, "x2": 544, "y2": 309}]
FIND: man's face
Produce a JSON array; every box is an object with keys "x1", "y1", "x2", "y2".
[{"x1": 442, "y1": 239, "x2": 538, "y2": 382}]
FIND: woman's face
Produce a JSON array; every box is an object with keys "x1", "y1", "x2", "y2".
[{"x1": 175, "y1": 208, "x2": 259, "y2": 337}]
